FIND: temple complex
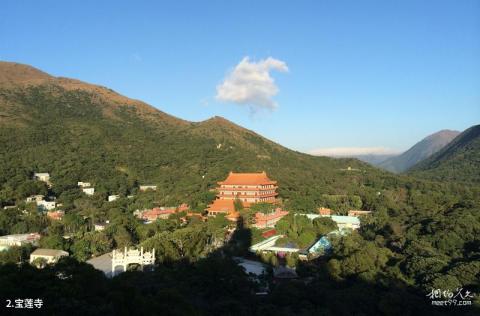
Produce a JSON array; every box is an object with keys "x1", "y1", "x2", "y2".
[
  {"x1": 207, "y1": 171, "x2": 278, "y2": 221},
  {"x1": 217, "y1": 171, "x2": 278, "y2": 204}
]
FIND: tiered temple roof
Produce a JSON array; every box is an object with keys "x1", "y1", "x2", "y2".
[
  {"x1": 218, "y1": 171, "x2": 277, "y2": 185},
  {"x1": 207, "y1": 171, "x2": 279, "y2": 222},
  {"x1": 253, "y1": 208, "x2": 289, "y2": 228},
  {"x1": 207, "y1": 199, "x2": 235, "y2": 213}
]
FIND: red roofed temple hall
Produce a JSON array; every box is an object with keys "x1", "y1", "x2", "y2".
[
  {"x1": 207, "y1": 171, "x2": 278, "y2": 220},
  {"x1": 217, "y1": 171, "x2": 278, "y2": 204}
]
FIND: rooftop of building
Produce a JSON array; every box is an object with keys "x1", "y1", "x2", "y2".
[
  {"x1": 255, "y1": 209, "x2": 289, "y2": 220},
  {"x1": 207, "y1": 199, "x2": 236, "y2": 212},
  {"x1": 297, "y1": 214, "x2": 361, "y2": 225},
  {"x1": 218, "y1": 171, "x2": 277, "y2": 185},
  {"x1": 261, "y1": 229, "x2": 277, "y2": 238},
  {"x1": 31, "y1": 248, "x2": 68, "y2": 257},
  {"x1": 233, "y1": 257, "x2": 268, "y2": 276},
  {"x1": 147, "y1": 207, "x2": 176, "y2": 214},
  {"x1": 329, "y1": 215, "x2": 361, "y2": 225},
  {"x1": 0, "y1": 233, "x2": 41, "y2": 241}
]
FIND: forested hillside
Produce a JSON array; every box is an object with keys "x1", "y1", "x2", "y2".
[
  {"x1": 409, "y1": 125, "x2": 480, "y2": 183},
  {"x1": 0, "y1": 62, "x2": 397, "y2": 211},
  {"x1": 378, "y1": 130, "x2": 460, "y2": 173}
]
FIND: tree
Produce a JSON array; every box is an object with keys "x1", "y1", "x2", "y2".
[
  {"x1": 111, "y1": 226, "x2": 133, "y2": 248},
  {"x1": 71, "y1": 239, "x2": 91, "y2": 261},
  {"x1": 249, "y1": 202, "x2": 274, "y2": 214},
  {"x1": 269, "y1": 254, "x2": 279, "y2": 267},
  {"x1": 285, "y1": 253, "x2": 298, "y2": 268},
  {"x1": 40, "y1": 235, "x2": 65, "y2": 250},
  {"x1": 328, "y1": 233, "x2": 393, "y2": 281},
  {"x1": 16, "y1": 180, "x2": 48, "y2": 199},
  {"x1": 234, "y1": 198, "x2": 244, "y2": 212},
  {"x1": 31, "y1": 257, "x2": 48, "y2": 268},
  {"x1": 0, "y1": 245, "x2": 33, "y2": 264},
  {"x1": 313, "y1": 217, "x2": 338, "y2": 235}
]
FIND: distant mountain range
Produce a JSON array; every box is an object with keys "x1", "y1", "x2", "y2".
[
  {"x1": 376, "y1": 130, "x2": 461, "y2": 173},
  {"x1": 314, "y1": 130, "x2": 461, "y2": 174},
  {"x1": 409, "y1": 125, "x2": 480, "y2": 183},
  {"x1": 353, "y1": 154, "x2": 398, "y2": 166}
]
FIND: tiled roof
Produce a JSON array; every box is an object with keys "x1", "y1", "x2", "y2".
[
  {"x1": 142, "y1": 207, "x2": 176, "y2": 217},
  {"x1": 206, "y1": 199, "x2": 241, "y2": 221},
  {"x1": 207, "y1": 199, "x2": 236, "y2": 212},
  {"x1": 330, "y1": 215, "x2": 361, "y2": 225},
  {"x1": 47, "y1": 211, "x2": 64, "y2": 220},
  {"x1": 261, "y1": 229, "x2": 277, "y2": 238},
  {"x1": 31, "y1": 248, "x2": 68, "y2": 257},
  {"x1": 347, "y1": 210, "x2": 371, "y2": 216},
  {"x1": 0, "y1": 233, "x2": 40, "y2": 242},
  {"x1": 255, "y1": 209, "x2": 289, "y2": 221},
  {"x1": 178, "y1": 203, "x2": 189, "y2": 211},
  {"x1": 218, "y1": 171, "x2": 276, "y2": 185},
  {"x1": 318, "y1": 207, "x2": 333, "y2": 215}
]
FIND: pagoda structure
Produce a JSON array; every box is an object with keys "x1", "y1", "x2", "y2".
[
  {"x1": 207, "y1": 171, "x2": 278, "y2": 220},
  {"x1": 217, "y1": 171, "x2": 277, "y2": 203}
]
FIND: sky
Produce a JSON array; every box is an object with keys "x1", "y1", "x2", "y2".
[{"x1": 1, "y1": 0, "x2": 479, "y2": 155}]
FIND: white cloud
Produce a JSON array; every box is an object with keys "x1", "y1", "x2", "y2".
[
  {"x1": 215, "y1": 56, "x2": 288, "y2": 112},
  {"x1": 309, "y1": 147, "x2": 400, "y2": 157}
]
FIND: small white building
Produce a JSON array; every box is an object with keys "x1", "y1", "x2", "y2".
[
  {"x1": 299, "y1": 214, "x2": 361, "y2": 230},
  {"x1": 0, "y1": 233, "x2": 41, "y2": 251},
  {"x1": 348, "y1": 210, "x2": 372, "y2": 217},
  {"x1": 108, "y1": 195, "x2": 120, "y2": 202},
  {"x1": 94, "y1": 221, "x2": 109, "y2": 231},
  {"x1": 26, "y1": 195, "x2": 45, "y2": 203},
  {"x1": 82, "y1": 187, "x2": 95, "y2": 196},
  {"x1": 30, "y1": 248, "x2": 69, "y2": 265},
  {"x1": 34, "y1": 173, "x2": 50, "y2": 183},
  {"x1": 139, "y1": 185, "x2": 157, "y2": 192},
  {"x1": 37, "y1": 200, "x2": 56, "y2": 211},
  {"x1": 77, "y1": 181, "x2": 91, "y2": 188}
]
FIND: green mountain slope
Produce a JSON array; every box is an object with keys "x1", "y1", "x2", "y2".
[
  {"x1": 409, "y1": 125, "x2": 480, "y2": 183},
  {"x1": 378, "y1": 130, "x2": 460, "y2": 173},
  {"x1": 0, "y1": 61, "x2": 394, "y2": 208}
]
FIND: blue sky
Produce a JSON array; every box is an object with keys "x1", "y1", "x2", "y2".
[{"x1": 1, "y1": 0, "x2": 479, "y2": 154}]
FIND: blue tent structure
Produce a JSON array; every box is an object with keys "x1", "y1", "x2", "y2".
[
  {"x1": 308, "y1": 236, "x2": 332, "y2": 254},
  {"x1": 307, "y1": 229, "x2": 350, "y2": 254}
]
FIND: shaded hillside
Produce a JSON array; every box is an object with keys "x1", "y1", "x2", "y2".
[
  {"x1": 378, "y1": 130, "x2": 460, "y2": 173},
  {"x1": 0, "y1": 62, "x2": 395, "y2": 208},
  {"x1": 409, "y1": 125, "x2": 480, "y2": 183}
]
